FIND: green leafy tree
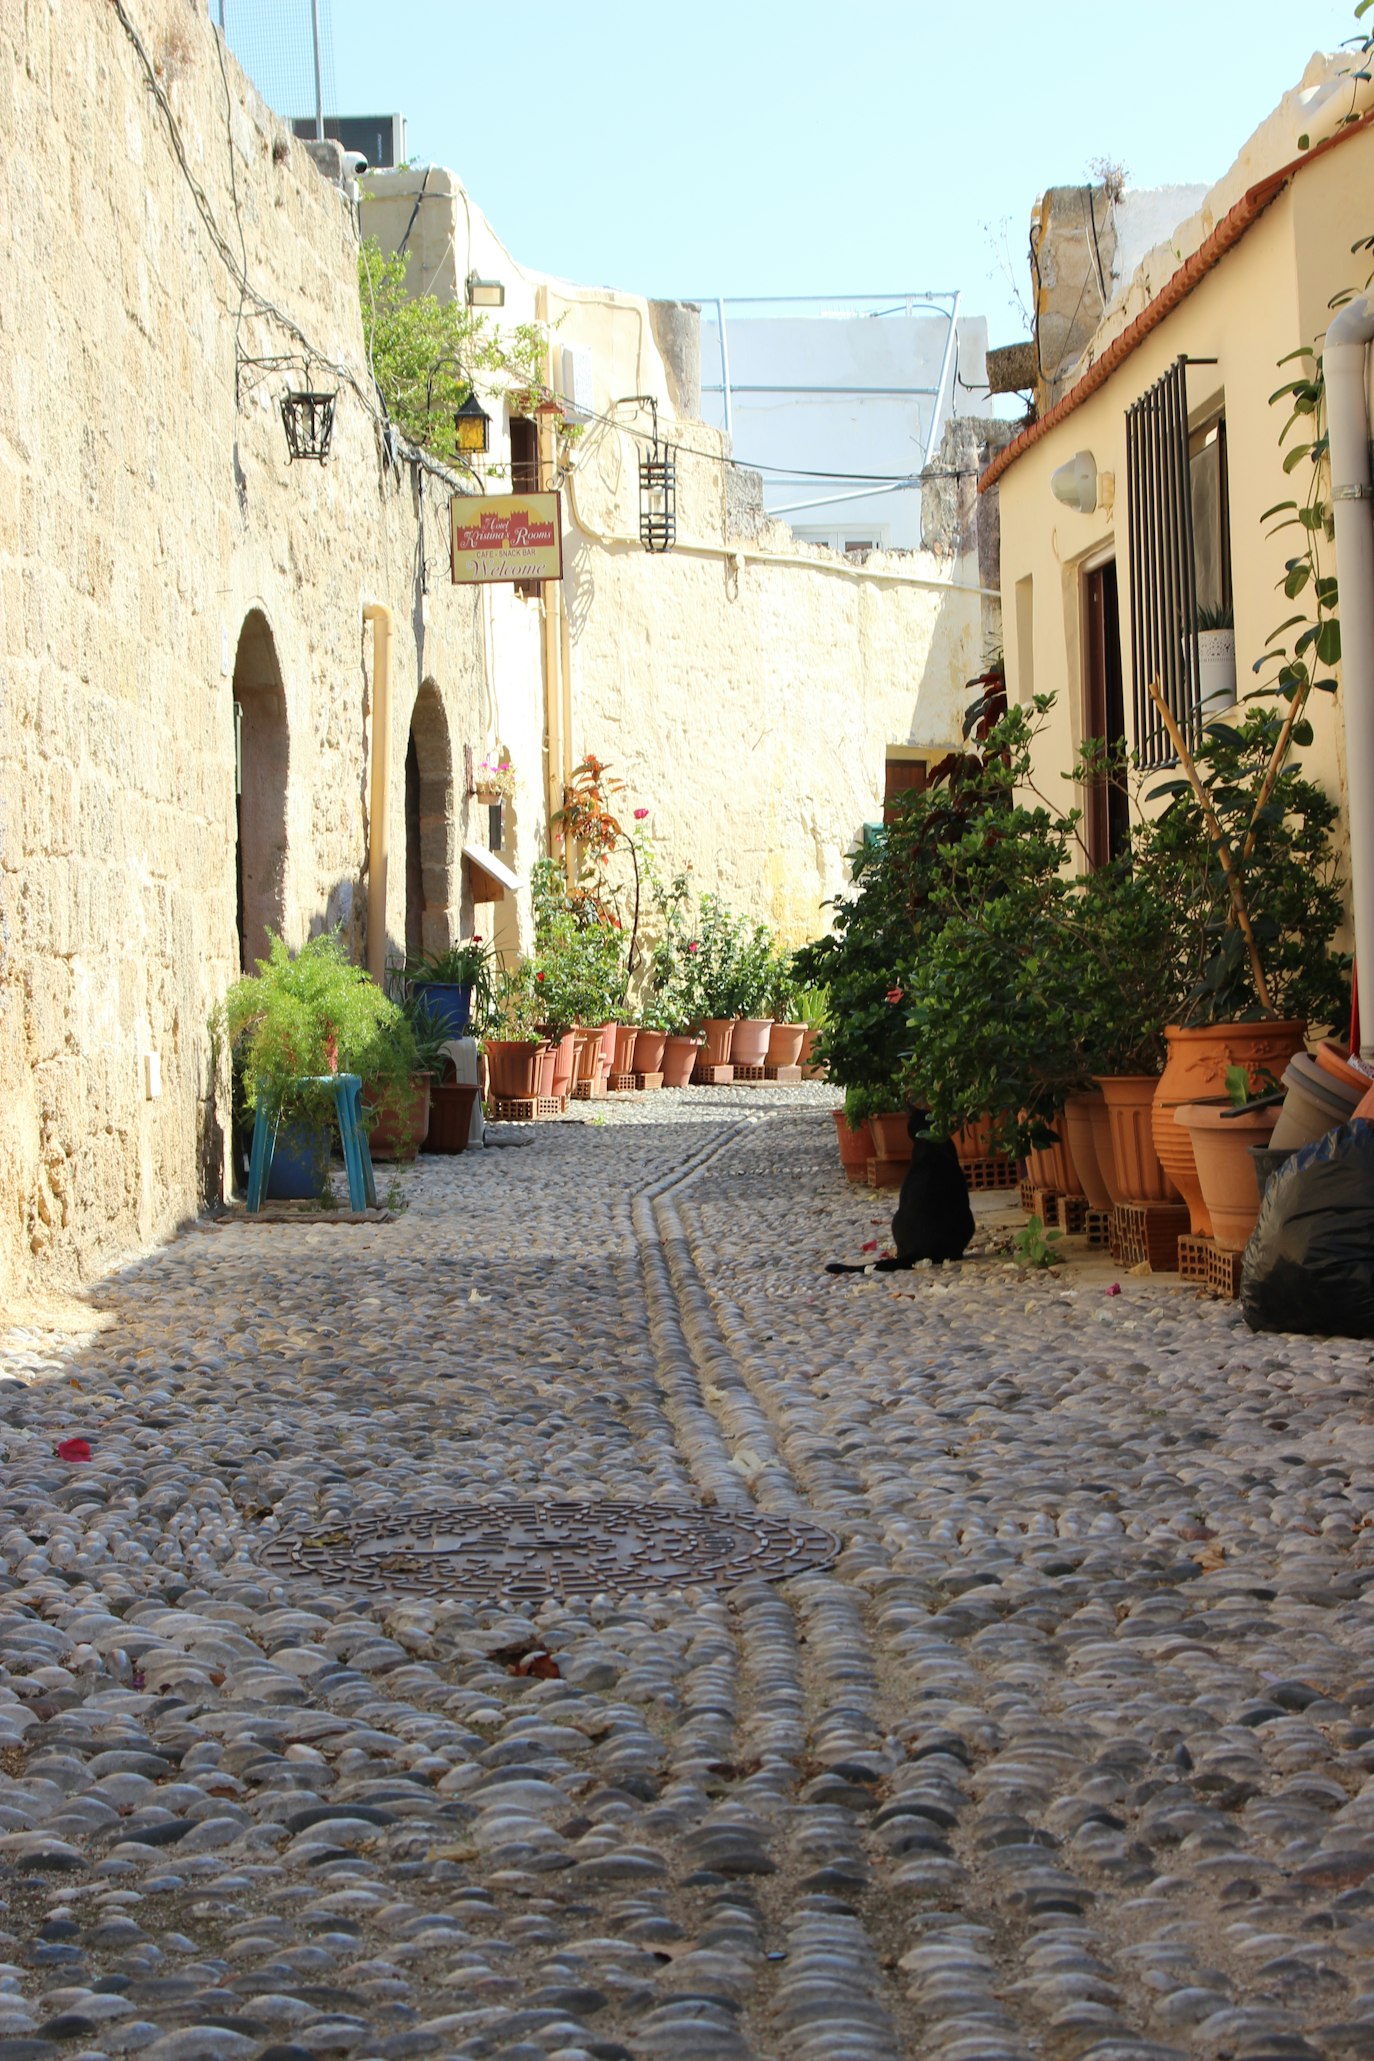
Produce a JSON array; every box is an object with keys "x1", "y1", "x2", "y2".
[{"x1": 358, "y1": 238, "x2": 545, "y2": 464}]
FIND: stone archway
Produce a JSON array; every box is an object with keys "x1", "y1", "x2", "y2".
[
  {"x1": 231, "y1": 610, "x2": 289, "y2": 971},
  {"x1": 405, "y1": 682, "x2": 456, "y2": 962}
]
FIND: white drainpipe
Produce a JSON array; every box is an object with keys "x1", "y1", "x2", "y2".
[{"x1": 1326, "y1": 297, "x2": 1374, "y2": 1057}]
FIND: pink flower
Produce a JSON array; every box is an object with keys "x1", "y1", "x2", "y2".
[
  {"x1": 885, "y1": 987, "x2": 904, "y2": 1005},
  {"x1": 634, "y1": 807, "x2": 649, "y2": 820},
  {"x1": 687, "y1": 941, "x2": 700, "y2": 954}
]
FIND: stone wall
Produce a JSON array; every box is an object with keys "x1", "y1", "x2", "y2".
[
  {"x1": 0, "y1": 0, "x2": 504, "y2": 1294},
  {"x1": 0, "y1": 0, "x2": 998, "y2": 1299}
]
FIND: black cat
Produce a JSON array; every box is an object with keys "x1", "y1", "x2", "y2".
[{"x1": 826, "y1": 1120, "x2": 975, "y2": 1273}]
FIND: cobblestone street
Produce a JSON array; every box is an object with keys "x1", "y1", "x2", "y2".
[{"x1": 3, "y1": 1090, "x2": 1374, "y2": 2061}]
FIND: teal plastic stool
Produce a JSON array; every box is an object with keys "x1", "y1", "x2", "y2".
[{"x1": 246, "y1": 1073, "x2": 377, "y2": 1213}]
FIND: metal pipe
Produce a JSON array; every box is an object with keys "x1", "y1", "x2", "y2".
[
  {"x1": 1326, "y1": 295, "x2": 1374, "y2": 1056},
  {"x1": 715, "y1": 297, "x2": 733, "y2": 438},
  {"x1": 309, "y1": 0, "x2": 325, "y2": 141},
  {"x1": 362, "y1": 600, "x2": 392, "y2": 982},
  {"x1": 769, "y1": 480, "x2": 916, "y2": 517},
  {"x1": 699, "y1": 383, "x2": 942, "y2": 398},
  {"x1": 925, "y1": 290, "x2": 962, "y2": 466}
]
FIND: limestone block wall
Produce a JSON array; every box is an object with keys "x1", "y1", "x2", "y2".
[{"x1": 0, "y1": 0, "x2": 521, "y2": 1296}]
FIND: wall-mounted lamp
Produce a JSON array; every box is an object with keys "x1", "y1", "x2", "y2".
[
  {"x1": 455, "y1": 389, "x2": 491, "y2": 457},
  {"x1": 466, "y1": 272, "x2": 505, "y2": 309},
  {"x1": 1050, "y1": 449, "x2": 1098, "y2": 514},
  {"x1": 280, "y1": 387, "x2": 337, "y2": 461}
]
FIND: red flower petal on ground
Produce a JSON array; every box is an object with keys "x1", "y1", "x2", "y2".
[
  {"x1": 860, "y1": 1241, "x2": 878, "y2": 1253},
  {"x1": 56, "y1": 1439, "x2": 91, "y2": 1463},
  {"x1": 1105, "y1": 1283, "x2": 1122, "y2": 1297}
]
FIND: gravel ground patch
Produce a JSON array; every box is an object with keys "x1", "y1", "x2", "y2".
[{"x1": 0, "y1": 1085, "x2": 1371, "y2": 2061}]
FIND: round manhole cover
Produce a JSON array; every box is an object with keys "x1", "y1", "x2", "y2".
[{"x1": 257, "y1": 1499, "x2": 839, "y2": 1600}]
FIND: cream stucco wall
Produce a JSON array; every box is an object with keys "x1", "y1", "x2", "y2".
[
  {"x1": 996, "y1": 119, "x2": 1374, "y2": 857},
  {"x1": 362, "y1": 171, "x2": 1000, "y2": 945}
]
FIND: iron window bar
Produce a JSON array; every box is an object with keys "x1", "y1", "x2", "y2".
[{"x1": 1125, "y1": 355, "x2": 1217, "y2": 768}]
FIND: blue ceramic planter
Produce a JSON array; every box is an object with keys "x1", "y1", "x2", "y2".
[
  {"x1": 414, "y1": 981, "x2": 472, "y2": 1038},
  {"x1": 266, "y1": 1120, "x2": 331, "y2": 1200}
]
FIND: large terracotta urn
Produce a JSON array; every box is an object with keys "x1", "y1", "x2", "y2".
[
  {"x1": 1152, "y1": 1022, "x2": 1305, "y2": 1237},
  {"x1": 1062, "y1": 1091, "x2": 1112, "y2": 1212},
  {"x1": 1097, "y1": 1075, "x2": 1178, "y2": 1205}
]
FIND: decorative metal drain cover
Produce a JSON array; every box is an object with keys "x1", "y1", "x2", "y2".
[{"x1": 258, "y1": 1499, "x2": 839, "y2": 1600}]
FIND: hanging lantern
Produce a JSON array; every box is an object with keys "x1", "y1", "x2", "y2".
[
  {"x1": 638, "y1": 398, "x2": 676, "y2": 554},
  {"x1": 280, "y1": 387, "x2": 337, "y2": 462},
  {"x1": 455, "y1": 388, "x2": 491, "y2": 458}
]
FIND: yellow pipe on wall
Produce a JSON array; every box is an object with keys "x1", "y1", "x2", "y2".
[{"x1": 362, "y1": 599, "x2": 393, "y2": 982}]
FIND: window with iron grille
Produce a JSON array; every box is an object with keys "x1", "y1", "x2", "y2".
[{"x1": 1126, "y1": 355, "x2": 1225, "y2": 767}]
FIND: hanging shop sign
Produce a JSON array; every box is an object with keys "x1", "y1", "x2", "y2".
[{"x1": 450, "y1": 492, "x2": 563, "y2": 585}]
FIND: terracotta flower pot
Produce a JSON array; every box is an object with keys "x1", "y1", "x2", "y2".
[
  {"x1": 662, "y1": 1035, "x2": 702, "y2": 1087},
  {"x1": 868, "y1": 1111, "x2": 913, "y2": 1162},
  {"x1": 700, "y1": 1019, "x2": 734, "y2": 1065},
  {"x1": 548, "y1": 1030, "x2": 577, "y2": 1097},
  {"x1": 573, "y1": 1027, "x2": 603, "y2": 1084},
  {"x1": 597, "y1": 1023, "x2": 618, "y2": 1075},
  {"x1": 536, "y1": 1041, "x2": 556, "y2": 1097},
  {"x1": 1176, "y1": 1101, "x2": 1281, "y2": 1250},
  {"x1": 1271, "y1": 1050, "x2": 1364, "y2": 1149},
  {"x1": 1152, "y1": 1021, "x2": 1305, "y2": 1237},
  {"x1": 613, "y1": 1025, "x2": 639, "y2": 1074},
  {"x1": 833, "y1": 1108, "x2": 874, "y2": 1182},
  {"x1": 953, "y1": 1116, "x2": 993, "y2": 1163},
  {"x1": 1024, "y1": 1119, "x2": 1078, "y2": 1196},
  {"x1": 1098, "y1": 1074, "x2": 1178, "y2": 1204},
  {"x1": 1062, "y1": 1091, "x2": 1112, "y2": 1211},
  {"x1": 485, "y1": 1038, "x2": 541, "y2": 1100},
  {"x1": 366, "y1": 1073, "x2": 432, "y2": 1161},
  {"x1": 1316, "y1": 1039, "x2": 1373, "y2": 1095},
  {"x1": 425, "y1": 1080, "x2": 478, "y2": 1154},
  {"x1": 766, "y1": 1022, "x2": 806, "y2": 1068},
  {"x1": 633, "y1": 1029, "x2": 668, "y2": 1075},
  {"x1": 1084, "y1": 1089, "x2": 1123, "y2": 1206},
  {"x1": 730, "y1": 1018, "x2": 773, "y2": 1067}
]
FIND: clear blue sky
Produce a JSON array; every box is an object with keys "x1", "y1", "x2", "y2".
[{"x1": 317, "y1": 0, "x2": 1361, "y2": 341}]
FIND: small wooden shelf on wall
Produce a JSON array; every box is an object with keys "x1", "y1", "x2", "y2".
[{"x1": 462, "y1": 842, "x2": 521, "y2": 904}]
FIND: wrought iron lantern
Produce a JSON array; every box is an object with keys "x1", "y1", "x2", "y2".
[
  {"x1": 638, "y1": 397, "x2": 677, "y2": 554},
  {"x1": 455, "y1": 388, "x2": 491, "y2": 458},
  {"x1": 280, "y1": 387, "x2": 337, "y2": 462}
]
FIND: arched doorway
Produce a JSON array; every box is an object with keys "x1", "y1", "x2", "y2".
[
  {"x1": 405, "y1": 682, "x2": 456, "y2": 962},
  {"x1": 231, "y1": 611, "x2": 289, "y2": 971}
]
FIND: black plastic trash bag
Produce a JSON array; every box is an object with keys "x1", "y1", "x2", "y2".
[{"x1": 1242, "y1": 1118, "x2": 1374, "y2": 1335}]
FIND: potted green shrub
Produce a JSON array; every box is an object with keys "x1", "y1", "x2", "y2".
[
  {"x1": 219, "y1": 930, "x2": 403, "y2": 1200},
  {"x1": 482, "y1": 963, "x2": 545, "y2": 1101},
  {"x1": 765, "y1": 955, "x2": 807, "y2": 1069},
  {"x1": 364, "y1": 989, "x2": 442, "y2": 1161},
  {"x1": 406, "y1": 938, "x2": 494, "y2": 1040}
]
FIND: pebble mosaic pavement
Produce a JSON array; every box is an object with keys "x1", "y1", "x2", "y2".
[{"x1": 1, "y1": 1086, "x2": 1374, "y2": 2061}]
